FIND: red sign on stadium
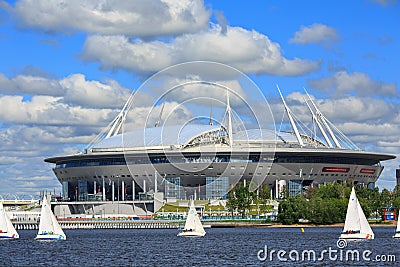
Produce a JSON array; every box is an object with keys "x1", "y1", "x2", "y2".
[
  {"x1": 322, "y1": 167, "x2": 350, "y2": 173},
  {"x1": 360, "y1": 168, "x2": 375, "y2": 174}
]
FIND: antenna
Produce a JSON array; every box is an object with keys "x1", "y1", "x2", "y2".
[
  {"x1": 277, "y1": 85, "x2": 304, "y2": 146},
  {"x1": 154, "y1": 103, "x2": 165, "y2": 127}
]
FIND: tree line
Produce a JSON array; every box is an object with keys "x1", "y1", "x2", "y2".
[
  {"x1": 278, "y1": 182, "x2": 400, "y2": 225},
  {"x1": 226, "y1": 181, "x2": 400, "y2": 224}
]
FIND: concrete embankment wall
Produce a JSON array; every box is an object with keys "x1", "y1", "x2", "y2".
[{"x1": 14, "y1": 220, "x2": 180, "y2": 230}]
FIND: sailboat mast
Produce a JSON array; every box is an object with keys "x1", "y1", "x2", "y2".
[{"x1": 277, "y1": 85, "x2": 304, "y2": 146}]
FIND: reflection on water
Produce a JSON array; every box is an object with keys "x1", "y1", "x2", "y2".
[{"x1": 0, "y1": 227, "x2": 399, "y2": 266}]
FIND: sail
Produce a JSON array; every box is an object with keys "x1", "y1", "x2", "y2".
[
  {"x1": 0, "y1": 201, "x2": 19, "y2": 238},
  {"x1": 343, "y1": 188, "x2": 359, "y2": 232},
  {"x1": 37, "y1": 196, "x2": 66, "y2": 238},
  {"x1": 183, "y1": 201, "x2": 198, "y2": 231},
  {"x1": 193, "y1": 214, "x2": 205, "y2": 234},
  {"x1": 0, "y1": 202, "x2": 8, "y2": 232},
  {"x1": 183, "y1": 201, "x2": 205, "y2": 234},
  {"x1": 343, "y1": 187, "x2": 373, "y2": 236},
  {"x1": 357, "y1": 197, "x2": 373, "y2": 235}
]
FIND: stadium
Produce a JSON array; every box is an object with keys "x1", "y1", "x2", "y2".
[{"x1": 45, "y1": 87, "x2": 396, "y2": 216}]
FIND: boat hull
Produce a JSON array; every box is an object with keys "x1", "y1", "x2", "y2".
[
  {"x1": 177, "y1": 231, "x2": 206, "y2": 237},
  {"x1": 0, "y1": 233, "x2": 19, "y2": 239},
  {"x1": 35, "y1": 234, "x2": 66, "y2": 241},
  {"x1": 393, "y1": 233, "x2": 400, "y2": 238},
  {"x1": 340, "y1": 233, "x2": 374, "y2": 240}
]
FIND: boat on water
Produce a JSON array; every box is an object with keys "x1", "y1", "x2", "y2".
[
  {"x1": 35, "y1": 196, "x2": 66, "y2": 241},
  {"x1": 0, "y1": 201, "x2": 19, "y2": 239},
  {"x1": 340, "y1": 187, "x2": 374, "y2": 240},
  {"x1": 393, "y1": 211, "x2": 400, "y2": 238},
  {"x1": 177, "y1": 201, "x2": 206, "y2": 237}
]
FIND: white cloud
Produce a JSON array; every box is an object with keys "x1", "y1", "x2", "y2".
[
  {"x1": 290, "y1": 23, "x2": 339, "y2": 45},
  {"x1": 0, "y1": 94, "x2": 121, "y2": 127},
  {"x1": 308, "y1": 71, "x2": 398, "y2": 97},
  {"x1": 10, "y1": 0, "x2": 210, "y2": 37},
  {"x1": 61, "y1": 74, "x2": 131, "y2": 108},
  {"x1": 0, "y1": 73, "x2": 64, "y2": 96},
  {"x1": 316, "y1": 96, "x2": 397, "y2": 123},
  {"x1": 0, "y1": 72, "x2": 132, "y2": 108},
  {"x1": 0, "y1": 156, "x2": 23, "y2": 165},
  {"x1": 81, "y1": 25, "x2": 320, "y2": 76},
  {"x1": 270, "y1": 91, "x2": 400, "y2": 153}
]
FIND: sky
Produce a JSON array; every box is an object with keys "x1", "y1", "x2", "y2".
[{"x1": 0, "y1": 0, "x2": 399, "y2": 198}]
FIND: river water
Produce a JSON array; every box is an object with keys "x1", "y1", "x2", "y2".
[{"x1": 0, "y1": 226, "x2": 398, "y2": 266}]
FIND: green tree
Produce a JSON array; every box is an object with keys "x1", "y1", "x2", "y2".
[
  {"x1": 226, "y1": 189, "x2": 238, "y2": 217},
  {"x1": 226, "y1": 181, "x2": 254, "y2": 217},
  {"x1": 307, "y1": 197, "x2": 347, "y2": 224},
  {"x1": 380, "y1": 189, "x2": 393, "y2": 208},
  {"x1": 393, "y1": 197, "x2": 400, "y2": 217},
  {"x1": 278, "y1": 195, "x2": 308, "y2": 224},
  {"x1": 255, "y1": 184, "x2": 272, "y2": 215}
]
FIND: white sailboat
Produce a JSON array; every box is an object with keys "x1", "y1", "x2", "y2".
[
  {"x1": 0, "y1": 201, "x2": 19, "y2": 239},
  {"x1": 35, "y1": 196, "x2": 66, "y2": 241},
  {"x1": 177, "y1": 201, "x2": 206, "y2": 237},
  {"x1": 393, "y1": 211, "x2": 400, "y2": 238},
  {"x1": 340, "y1": 187, "x2": 374, "y2": 240}
]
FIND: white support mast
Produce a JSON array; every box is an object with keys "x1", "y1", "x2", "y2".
[
  {"x1": 304, "y1": 96, "x2": 333, "y2": 148},
  {"x1": 154, "y1": 171, "x2": 158, "y2": 193},
  {"x1": 306, "y1": 91, "x2": 342, "y2": 148},
  {"x1": 84, "y1": 90, "x2": 135, "y2": 151},
  {"x1": 209, "y1": 101, "x2": 213, "y2": 126},
  {"x1": 226, "y1": 88, "x2": 233, "y2": 147},
  {"x1": 106, "y1": 92, "x2": 134, "y2": 138},
  {"x1": 154, "y1": 102, "x2": 165, "y2": 127},
  {"x1": 277, "y1": 85, "x2": 304, "y2": 147}
]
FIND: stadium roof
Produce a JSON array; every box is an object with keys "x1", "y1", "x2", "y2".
[
  {"x1": 93, "y1": 124, "x2": 223, "y2": 149},
  {"x1": 233, "y1": 129, "x2": 299, "y2": 143},
  {"x1": 91, "y1": 124, "x2": 307, "y2": 150}
]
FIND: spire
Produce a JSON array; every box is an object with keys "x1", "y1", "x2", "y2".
[{"x1": 277, "y1": 85, "x2": 304, "y2": 147}]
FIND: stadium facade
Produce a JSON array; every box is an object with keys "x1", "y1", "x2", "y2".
[{"x1": 45, "y1": 89, "x2": 396, "y2": 210}]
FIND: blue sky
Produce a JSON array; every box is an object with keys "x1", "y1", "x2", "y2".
[{"x1": 0, "y1": 0, "x2": 399, "y2": 197}]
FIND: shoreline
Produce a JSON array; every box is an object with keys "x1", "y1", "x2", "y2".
[{"x1": 209, "y1": 221, "x2": 396, "y2": 228}]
